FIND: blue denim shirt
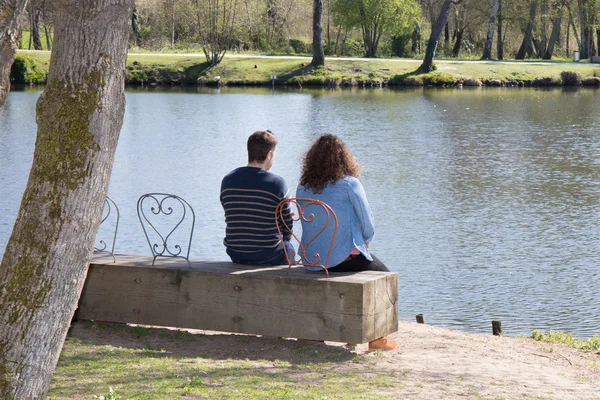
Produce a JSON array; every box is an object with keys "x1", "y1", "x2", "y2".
[{"x1": 296, "y1": 176, "x2": 375, "y2": 270}]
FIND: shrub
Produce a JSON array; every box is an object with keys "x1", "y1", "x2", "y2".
[
  {"x1": 560, "y1": 71, "x2": 581, "y2": 86},
  {"x1": 289, "y1": 39, "x2": 311, "y2": 55},
  {"x1": 582, "y1": 77, "x2": 600, "y2": 86},
  {"x1": 390, "y1": 32, "x2": 412, "y2": 58},
  {"x1": 10, "y1": 54, "x2": 48, "y2": 84},
  {"x1": 463, "y1": 77, "x2": 482, "y2": 87}
]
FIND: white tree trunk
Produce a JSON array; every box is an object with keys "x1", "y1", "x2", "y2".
[
  {"x1": 0, "y1": 0, "x2": 134, "y2": 397},
  {"x1": 0, "y1": 0, "x2": 29, "y2": 107}
]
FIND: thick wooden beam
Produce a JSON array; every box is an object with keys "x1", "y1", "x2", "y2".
[{"x1": 77, "y1": 255, "x2": 398, "y2": 344}]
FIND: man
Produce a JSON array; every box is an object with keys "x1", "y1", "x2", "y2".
[{"x1": 220, "y1": 130, "x2": 293, "y2": 265}]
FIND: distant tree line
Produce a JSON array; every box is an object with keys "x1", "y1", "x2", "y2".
[{"x1": 12, "y1": 0, "x2": 600, "y2": 61}]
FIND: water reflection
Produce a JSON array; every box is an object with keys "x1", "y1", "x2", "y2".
[{"x1": 1, "y1": 86, "x2": 599, "y2": 338}]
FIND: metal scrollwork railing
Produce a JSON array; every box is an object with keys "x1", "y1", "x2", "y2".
[
  {"x1": 275, "y1": 198, "x2": 338, "y2": 278},
  {"x1": 137, "y1": 193, "x2": 195, "y2": 267},
  {"x1": 94, "y1": 196, "x2": 119, "y2": 263}
]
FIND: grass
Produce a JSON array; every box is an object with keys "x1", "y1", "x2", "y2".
[
  {"x1": 48, "y1": 323, "x2": 398, "y2": 399},
  {"x1": 531, "y1": 330, "x2": 600, "y2": 353},
  {"x1": 14, "y1": 49, "x2": 600, "y2": 87}
]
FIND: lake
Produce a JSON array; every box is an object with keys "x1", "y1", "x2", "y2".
[{"x1": 1, "y1": 85, "x2": 599, "y2": 338}]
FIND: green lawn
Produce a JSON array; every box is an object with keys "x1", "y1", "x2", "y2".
[
  {"x1": 15, "y1": 50, "x2": 600, "y2": 87},
  {"x1": 49, "y1": 322, "x2": 403, "y2": 399}
]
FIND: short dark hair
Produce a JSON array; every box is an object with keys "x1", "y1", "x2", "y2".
[{"x1": 247, "y1": 130, "x2": 278, "y2": 163}]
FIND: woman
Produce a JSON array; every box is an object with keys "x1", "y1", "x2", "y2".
[{"x1": 296, "y1": 134, "x2": 396, "y2": 350}]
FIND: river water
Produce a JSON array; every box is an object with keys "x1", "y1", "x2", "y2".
[{"x1": 1, "y1": 86, "x2": 599, "y2": 338}]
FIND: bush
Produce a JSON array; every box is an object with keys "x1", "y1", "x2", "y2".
[
  {"x1": 560, "y1": 71, "x2": 581, "y2": 86},
  {"x1": 10, "y1": 54, "x2": 47, "y2": 84},
  {"x1": 582, "y1": 77, "x2": 600, "y2": 86},
  {"x1": 289, "y1": 39, "x2": 311, "y2": 55},
  {"x1": 390, "y1": 33, "x2": 412, "y2": 58}
]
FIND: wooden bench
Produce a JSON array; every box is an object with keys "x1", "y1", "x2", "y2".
[{"x1": 77, "y1": 254, "x2": 399, "y2": 344}]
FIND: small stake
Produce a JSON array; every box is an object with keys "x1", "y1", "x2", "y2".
[
  {"x1": 492, "y1": 320, "x2": 502, "y2": 336},
  {"x1": 416, "y1": 314, "x2": 425, "y2": 324}
]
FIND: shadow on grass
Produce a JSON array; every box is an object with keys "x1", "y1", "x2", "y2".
[{"x1": 66, "y1": 321, "x2": 355, "y2": 365}]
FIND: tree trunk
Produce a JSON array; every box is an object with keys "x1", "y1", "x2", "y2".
[
  {"x1": 481, "y1": 0, "x2": 499, "y2": 60},
  {"x1": 452, "y1": 28, "x2": 463, "y2": 57},
  {"x1": 544, "y1": 15, "x2": 563, "y2": 59},
  {"x1": 497, "y1": 0, "x2": 503, "y2": 59},
  {"x1": 516, "y1": 0, "x2": 537, "y2": 59},
  {"x1": 311, "y1": 0, "x2": 325, "y2": 67},
  {"x1": 419, "y1": 0, "x2": 463, "y2": 73},
  {"x1": 0, "y1": 0, "x2": 29, "y2": 108},
  {"x1": 30, "y1": 2, "x2": 42, "y2": 50},
  {"x1": 0, "y1": 0, "x2": 133, "y2": 397},
  {"x1": 412, "y1": 23, "x2": 421, "y2": 54},
  {"x1": 578, "y1": 0, "x2": 595, "y2": 59},
  {"x1": 597, "y1": 28, "x2": 600, "y2": 56}
]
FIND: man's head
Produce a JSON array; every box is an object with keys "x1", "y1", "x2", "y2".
[{"x1": 247, "y1": 130, "x2": 278, "y2": 170}]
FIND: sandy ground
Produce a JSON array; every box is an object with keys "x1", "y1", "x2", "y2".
[{"x1": 67, "y1": 320, "x2": 600, "y2": 400}]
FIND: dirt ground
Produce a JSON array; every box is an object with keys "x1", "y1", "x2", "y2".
[{"x1": 69, "y1": 320, "x2": 600, "y2": 399}]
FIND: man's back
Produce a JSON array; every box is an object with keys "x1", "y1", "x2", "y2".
[{"x1": 220, "y1": 166, "x2": 291, "y2": 264}]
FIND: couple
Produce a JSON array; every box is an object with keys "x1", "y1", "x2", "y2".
[{"x1": 220, "y1": 130, "x2": 396, "y2": 350}]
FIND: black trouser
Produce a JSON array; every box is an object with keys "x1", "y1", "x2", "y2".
[{"x1": 327, "y1": 253, "x2": 389, "y2": 273}]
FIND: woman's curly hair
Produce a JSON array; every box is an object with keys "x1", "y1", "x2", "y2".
[{"x1": 300, "y1": 134, "x2": 362, "y2": 193}]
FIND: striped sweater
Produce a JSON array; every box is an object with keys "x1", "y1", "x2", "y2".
[{"x1": 220, "y1": 166, "x2": 293, "y2": 262}]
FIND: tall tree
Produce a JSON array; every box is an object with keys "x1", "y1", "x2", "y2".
[
  {"x1": 543, "y1": 0, "x2": 568, "y2": 59},
  {"x1": 0, "y1": 0, "x2": 133, "y2": 397},
  {"x1": 481, "y1": 0, "x2": 500, "y2": 59},
  {"x1": 516, "y1": 0, "x2": 538, "y2": 59},
  {"x1": 419, "y1": 0, "x2": 464, "y2": 73},
  {"x1": 311, "y1": 0, "x2": 325, "y2": 66},
  {"x1": 197, "y1": 0, "x2": 239, "y2": 65},
  {"x1": 0, "y1": 0, "x2": 29, "y2": 107},
  {"x1": 496, "y1": 0, "x2": 503, "y2": 59},
  {"x1": 451, "y1": 0, "x2": 467, "y2": 57}
]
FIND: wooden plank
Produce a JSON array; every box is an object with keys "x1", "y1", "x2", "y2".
[{"x1": 78, "y1": 255, "x2": 398, "y2": 343}]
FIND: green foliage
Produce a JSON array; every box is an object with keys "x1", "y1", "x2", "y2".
[
  {"x1": 10, "y1": 55, "x2": 48, "y2": 84},
  {"x1": 332, "y1": 0, "x2": 422, "y2": 56},
  {"x1": 390, "y1": 32, "x2": 413, "y2": 57},
  {"x1": 532, "y1": 330, "x2": 600, "y2": 353},
  {"x1": 289, "y1": 39, "x2": 311, "y2": 55}
]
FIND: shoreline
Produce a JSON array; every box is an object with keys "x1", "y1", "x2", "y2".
[
  {"x1": 12, "y1": 50, "x2": 600, "y2": 88},
  {"x1": 50, "y1": 319, "x2": 600, "y2": 399}
]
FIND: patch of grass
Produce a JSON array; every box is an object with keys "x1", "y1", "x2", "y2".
[
  {"x1": 531, "y1": 330, "x2": 600, "y2": 353},
  {"x1": 50, "y1": 325, "x2": 396, "y2": 399}
]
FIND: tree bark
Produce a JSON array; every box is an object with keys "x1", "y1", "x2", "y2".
[
  {"x1": 30, "y1": 1, "x2": 42, "y2": 50},
  {"x1": 497, "y1": 0, "x2": 503, "y2": 59},
  {"x1": 544, "y1": 1, "x2": 568, "y2": 60},
  {"x1": 0, "y1": 0, "x2": 29, "y2": 108},
  {"x1": 481, "y1": 0, "x2": 500, "y2": 60},
  {"x1": 419, "y1": 0, "x2": 463, "y2": 73},
  {"x1": 0, "y1": 0, "x2": 133, "y2": 397},
  {"x1": 412, "y1": 23, "x2": 421, "y2": 54},
  {"x1": 311, "y1": 0, "x2": 325, "y2": 66},
  {"x1": 516, "y1": 0, "x2": 538, "y2": 59}
]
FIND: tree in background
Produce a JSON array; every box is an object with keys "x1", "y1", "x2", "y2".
[
  {"x1": 481, "y1": 0, "x2": 500, "y2": 59},
  {"x1": 0, "y1": 0, "x2": 29, "y2": 107},
  {"x1": 332, "y1": 0, "x2": 421, "y2": 57},
  {"x1": 197, "y1": 0, "x2": 239, "y2": 64},
  {"x1": 311, "y1": 0, "x2": 325, "y2": 66},
  {"x1": 419, "y1": 0, "x2": 464, "y2": 72},
  {"x1": 0, "y1": 0, "x2": 133, "y2": 396}
]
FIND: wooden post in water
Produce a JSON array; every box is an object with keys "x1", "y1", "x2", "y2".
[
  {"x1": 416, "y1": 314, "x2": 425, "y2": 324},
  {"x1": 492, "y1": 320, "x2": 502, "y2": 335}
]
